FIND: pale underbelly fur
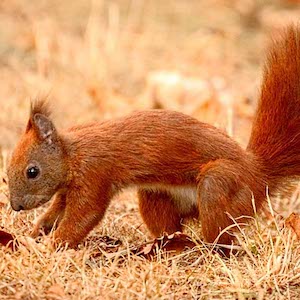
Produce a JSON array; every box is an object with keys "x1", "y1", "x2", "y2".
[{"x1": 140, "y1": 184, "x2": 198, "y2": 215}]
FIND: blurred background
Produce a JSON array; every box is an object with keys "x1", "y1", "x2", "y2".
[{"x1": 0, "y1": 0, "x2": 300, "y2": 153}]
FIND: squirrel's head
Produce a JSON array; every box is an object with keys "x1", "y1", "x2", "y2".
[{"x1": 7, "y1": 100, "x2": 68, "y2": 211}]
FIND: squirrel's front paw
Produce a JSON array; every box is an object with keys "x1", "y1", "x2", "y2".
[
  {"x1": 30, "y1": 225, "x2": 42, "y2": 239},
  {"x1": 30, "y1": 218, "x2": 55, "y2": 239},
  {"x1": 52, "y1": 229, "x2": 79, "y2": 250}
]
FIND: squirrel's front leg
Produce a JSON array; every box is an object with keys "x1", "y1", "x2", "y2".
[
  {"x1": 52, "y1": 186, "x2": 111, "y2": 248},
  {"x1": 31, "y1": 193, "x2": 66, "y2": 238}
]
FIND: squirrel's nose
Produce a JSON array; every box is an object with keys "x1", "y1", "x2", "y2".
[
  {"x1": 15, "y1": 204, "x2": 24, "y2": 211},
  {"x1": 10, "y1": 198, "x2": 25, "y2": 211}
]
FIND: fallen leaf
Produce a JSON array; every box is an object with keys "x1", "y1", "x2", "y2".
[
  {"x1": 98, "y1": 236, "x2": 122, "y2": 247},
  {"x1": 89, "y1": 236, "x2": 122, "y2": 258},
  {"x1": 285, "y1": 213, "x2": 300, "y2": 239},
  {"x1": 132, "y1": 232, "x2": 197, "y2": 259},
  {"x1": 0, "y1": 229, "x2": 17, "y2": 250}
]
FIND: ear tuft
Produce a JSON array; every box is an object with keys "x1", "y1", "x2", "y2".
[
  {"x1": 26, "y1": 99, "x2": 57, "y2": 144},
  {"x1": 26, "y1": 99, "x2": 52, "y2": 132},
  {"x1": 30, "y1": 99, "x2": 51, "y2": 117}
]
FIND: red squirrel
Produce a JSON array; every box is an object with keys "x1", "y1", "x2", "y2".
[{"x1": 7, "y1": 26, "x2": 300, "y2": 249}]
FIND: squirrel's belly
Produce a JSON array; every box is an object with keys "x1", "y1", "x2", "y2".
[{"x1": 140, "y1": 184, "x2": 198, "y2": 215}]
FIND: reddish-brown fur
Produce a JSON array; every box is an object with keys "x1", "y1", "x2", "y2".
[{"x1": 7, "y1": 25, "x2": 300, "y2": 249}]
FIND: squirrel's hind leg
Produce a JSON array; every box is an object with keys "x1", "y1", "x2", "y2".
[
  {"x1": 197, "y1": 159, "x2": 260, "y2": 246},
  {"x1": 138, "y1": 188, "x2": 183, "y2": 237}
]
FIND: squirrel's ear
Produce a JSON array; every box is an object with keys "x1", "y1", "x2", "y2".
[{"x1": 32, "y1": 113, "x2": 57, "y2": 144}]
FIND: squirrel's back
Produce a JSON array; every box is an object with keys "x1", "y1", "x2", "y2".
[{"x1": 64, "y1": 109, "x2": 248, "y2": 179}]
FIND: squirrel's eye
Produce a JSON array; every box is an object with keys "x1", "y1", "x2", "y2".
[{"x1": 26, "y1": 166, "x2": 40, "y2": 179}]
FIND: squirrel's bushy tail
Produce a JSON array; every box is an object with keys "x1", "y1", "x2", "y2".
[{"x1": 247, "y1": 25, "x2": 300, "y2": 189}]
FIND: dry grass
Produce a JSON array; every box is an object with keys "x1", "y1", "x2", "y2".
[
  {"x1": 1, "y1": 188, "x2": 300, "y2": 299},
  {"x1": 1, "y1": 0, "x2": 300, "y2": 299}
]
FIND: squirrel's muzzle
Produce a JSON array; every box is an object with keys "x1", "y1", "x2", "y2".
[
  {"x1": 10, "y1": 197, "x2": 25, "y2": 211},
  {"x1": 10, "y1": 194, "x2": 52, "y2": 211}
]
